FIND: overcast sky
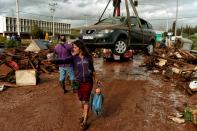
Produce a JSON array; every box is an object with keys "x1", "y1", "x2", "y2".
[{"x1": 0, "y1": 0, "x2": 197, "y2": 30}]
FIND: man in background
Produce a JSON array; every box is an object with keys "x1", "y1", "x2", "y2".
[{"x1": 54, "y1": 35, "x2": 75, "y2": 93}]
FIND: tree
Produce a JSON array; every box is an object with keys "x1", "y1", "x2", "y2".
[
  {"x1": 169, "y1": 24, "x2": 197, "y2": 37},
  {"x1": 70, "y1": 29, "x2": 80, "y2": 39},
  {"x1": 172, "y1": 21, "x2": 176, "y2": 35},
  {"x1": 30, "y1": 23, "x2": 44, "y2": 39}
]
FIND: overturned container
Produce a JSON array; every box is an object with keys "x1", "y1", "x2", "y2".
[
  {"x1": 16, "y1": 69, "x2": 37, "y2": 86},
  {"x1": 189, "y1": 81, "x2": 197, "y2": 91}
]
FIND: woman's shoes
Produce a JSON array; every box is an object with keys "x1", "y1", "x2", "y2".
[
  {"x1": 79, "y1": 117, "x2": 84, "y2": 124},
  {"x1": 64, "y1": 89, "x2": 68, "y2": 94},
  {"x1": 80, "y1": 122, "x2": 88, "y2": 130},
  {"x1": 79, "y1": 117, "x2": 88, "y2": 130},
  {"x1": 73, "y1": 89, "x2": 77, "y2": 93}
]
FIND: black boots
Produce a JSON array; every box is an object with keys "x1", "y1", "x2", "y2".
[
  {"x1": 59, "y1": 81, "x2": 68, "y2": 93},
  {"x1": 59, "y1": 80, "x2": 77, "y2": 94},
  {"x1": 71, "y1": 80, "x2": 77, "y2": 93}
]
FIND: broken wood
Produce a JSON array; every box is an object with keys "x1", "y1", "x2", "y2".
[
  {"x1": 152, "y1": 54, "x2": 195, "y2": 66},
  {"x1": 40, "y1": 66, "x2": 50, "y2": 74},
  {"x1": 0, "y1": 82, "x2": 19, "y2": 87},
  {"x1": 0, "y1": 48, "x2": 57, "y2": 83},
  {"x1": 29, "y1": 60, "x2": 36, "y2": 69},
  {"x1": 0, "y1": 64, "x2": 13, "y2": 78}
]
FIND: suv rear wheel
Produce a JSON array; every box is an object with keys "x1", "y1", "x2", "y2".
[
  {"x1": 146, "y1": 41, "x2": 155, "y2": 55},
  {"x1": 113, "y1": 38, "x2": 128, "y2": 55}
]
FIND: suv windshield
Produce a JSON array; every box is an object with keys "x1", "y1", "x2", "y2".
[{"x1": 97, "y1": 17, "x2": 125, "y2": 25}]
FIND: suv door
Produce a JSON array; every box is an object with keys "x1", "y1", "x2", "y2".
[
  {"x1": 147, "y1": 22, "x2": 154, "y2": 42},
  {"x1": 129, "y1": 17, "x2": 143, "y2": 45},
  {"x1": 140, "y1": 19, "x2": 152, "y2": 44}
]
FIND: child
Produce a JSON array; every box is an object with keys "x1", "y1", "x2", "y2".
[{"x1": 90, "y1": 81, "x2": 104, "y2": 116}]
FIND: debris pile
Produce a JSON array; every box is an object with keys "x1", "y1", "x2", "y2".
[
  {"x1": 0, "y1": 48, "x2": 57, "y2": 83},
  {"x1": 145, "y1": 46, "x2": 197, "y2": 79},
  {"x1": 144, "y1": 45, "x2": 197, "y2": 93},
  {"x1": 168, "y1": 106, "x2": 197, "y2": 125}
]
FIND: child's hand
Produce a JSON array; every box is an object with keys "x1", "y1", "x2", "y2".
[{"x1": 97, "y1": 80, "x2": 104, "y2": 88}]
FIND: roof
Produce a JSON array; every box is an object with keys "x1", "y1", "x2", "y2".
[
  {"x1": 25, "y1": 39, "x2": 48, "y2": 52},
  {"x1": 34, "y1": 40, "x2": 48, "y2": 50}
]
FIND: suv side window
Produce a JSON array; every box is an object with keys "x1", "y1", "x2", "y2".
[
  {"x1": 140, "y1": 19, "x2": 148, "y2": 29},
  {"x1": 130, "y1": 17, "x2": 137, "y2": 26},
  {"x1": 147, "y1": 22, "x2": 153, "y2": 29}
]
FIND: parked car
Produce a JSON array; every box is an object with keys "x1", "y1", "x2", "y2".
[
  {"x1": 103, "y1": 48, "x2": 133, "y2": 61},
  {"x1": 79, "y1": 16, "x2": 156, "y2": 55},
  {"x1": 39, "y1": 40, "x2": 52, "y2": 47}
]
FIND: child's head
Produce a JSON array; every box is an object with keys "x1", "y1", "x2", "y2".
[{"x1": 95, "y1": 88, "x2": 101, "y2": 95}]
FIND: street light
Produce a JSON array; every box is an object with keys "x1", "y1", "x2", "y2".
[
  {"x1": 174, "y1": 0, "x2": 179, "y2": 37},
  {"x1": 84, "y1": 15, "x2": 88, "y2": 27},
  {"x1": 16, "y1": 0, "x2": 20, "y2": 36},
  {"x1": 2, "y1": 16, "x2": 5, "y2": 37},
  {"x1": 49, "y1": 2, "x2": 57, "y2": 37}
]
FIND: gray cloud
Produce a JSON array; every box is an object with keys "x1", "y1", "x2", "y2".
[
  {"x1": 0, "y1": 0, "x2": 196, "y2": 29},
  {"x1": 77, "y1": 2, "x2": 88, "y2": 8},
  {"x1": 63, "y1": 0, "x2": 70, "y2": 3}
]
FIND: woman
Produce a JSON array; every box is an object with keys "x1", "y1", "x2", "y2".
[{"x1": 50, "y1": 40, "x2": 95, "y2": 130}]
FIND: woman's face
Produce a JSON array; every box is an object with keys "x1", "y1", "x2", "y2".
[{"x1": 72, "y1": 44, "x2": 80, "y2": 55}]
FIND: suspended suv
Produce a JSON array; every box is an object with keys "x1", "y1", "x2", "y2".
[{"x1": 79, "y1": 16, "x2": 156, "y2": 55}]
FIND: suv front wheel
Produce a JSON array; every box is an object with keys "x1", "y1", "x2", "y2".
[{"x1": 113, "y1": 38, "x2": 128, "y2": 55}]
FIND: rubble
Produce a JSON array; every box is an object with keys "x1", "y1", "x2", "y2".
[
  {"x1": 0, "y1": 64, "x2": 13, "y2": 78},
  {"x1": 0, "y1": 85, "x2": 6, "y2": 92},
  {"x1": 189, "y1": 81, "x2": 197, "y2": 91},
  {"x1": 0, "y1": 48, "x2": 57, "y2": 84},
  {"x1": 144, "y1": 42, "x2": 197, "y2": 94},
  {"x1": 169, "y1": 117, "x2": 185, "y2": 124}
]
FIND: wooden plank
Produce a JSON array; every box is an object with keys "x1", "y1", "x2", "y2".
[
  {"x1": 40, "y1": 66, "x2": 50, "y2": 74},
  {"x1": 153, "y1": 54, "x2": 195, "y2": 66},
  {"x1": 29, "y1": 60, "x2": 36, "y2": 69},
  {"x1": 0, "y1": 82, "x2": 18, "y2": 87}
]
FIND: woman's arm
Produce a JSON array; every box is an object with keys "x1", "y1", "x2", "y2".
[
  {"x1": 52, "y1": 56, "x2": 73, "y2": 65},
  {"x1": 89, "y1": 57, "x2": 96, "y2": 81}
]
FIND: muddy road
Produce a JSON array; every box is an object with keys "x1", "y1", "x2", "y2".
[{"x1": 0, "y1": 55, "x2": 196, "y2": 131}]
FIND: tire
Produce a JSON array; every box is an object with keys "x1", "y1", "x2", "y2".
[
  {"x1": 113, "y1": 38, "x2": 128, "y2": 55},
  {"x1": 87, "y1": 47, "x2": 96, "y2": 54},
  {"x1": 103, "y1": 58, "x2": 112, "y2": 62},
  {"x1": 146, "y1": 41, "x2": 155, "y2": 55}
]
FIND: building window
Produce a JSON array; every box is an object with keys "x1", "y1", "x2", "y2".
[
  {"x1": 6, "y1": 18, "x2": 9, "y2": 25},
  {"x1": 13, "y1": 19, "x2": 16, "y2": 26}
]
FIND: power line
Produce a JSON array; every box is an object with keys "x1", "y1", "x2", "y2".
[
  {"x1": 2, "y1": 10, "x2": 197, "y2": 21},
  {"x1": 147, "y1": 16, "x2": 197, "y2": 21},
  {"x1": 1, "y1": 11, "x2": 197, "y2": 22},
  {"x1": 19, "y1": 11, "x2": 98, "y2": 21}
]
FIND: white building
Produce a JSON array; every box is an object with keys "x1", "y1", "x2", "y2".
[{"x1": 0, "y1": 16, "x2": 71, "y2": 36}]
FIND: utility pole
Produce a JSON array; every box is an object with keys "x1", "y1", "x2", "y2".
[
  {"x1": 84, "y1": 15, "x2": 88, "y2": 27},
  {"x1": 16, "y1": 0, "x2": 20, "y2": 36},
  {"x1": 49, "y1": 2, "x2": 57, "y2": 37},
  {"x1": 2, "y1": 17, "x2": 5, "y2": 37},
  {"x1": 175, "y1": 0, "x2": 178, "y2": 37},
  {"x1": 166, "y1": 19, "x2": 169, "y2": 32}
]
